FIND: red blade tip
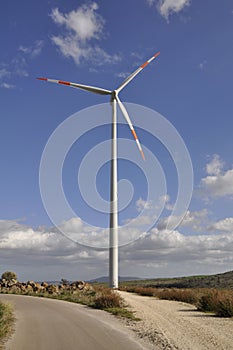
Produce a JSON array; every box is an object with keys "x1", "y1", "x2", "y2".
[
  {"x1": 37, "y1": 77, "x2": 47, "y2": 81},
  {"x1": 153, "y1": 52, "x2": 160, "y2": 58}
]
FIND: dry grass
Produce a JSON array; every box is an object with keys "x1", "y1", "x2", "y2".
[
  {"x1": 1, "y1": 285, "x2": 138, "y2": 320},
  {"x1": 0, "y1": 301, "x2": 14, "y2": 347},
  {"x1": 198, "y1": 289, "x2": 233, "y2": 317},
  {"x1": 93, "y1": 287, "x2": 124, "y2": 309},
  {"x1": 121, "y1": 286, "x2": 233, "y2": 318}
]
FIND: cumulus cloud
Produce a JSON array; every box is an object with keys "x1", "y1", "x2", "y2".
[
  {"x1": 57, "y1": 217, "x2": 109, "y2": 249},
  {"x1": 0, "y1": 220, "x2": 60, "y2": 251},
  {"x1": 120, "y1": 226, "x2": 233, "y2": 277},
  {"x1": 136, "y1": 198, "x2": 153, "y2": 212},
  {"x1": 206, "y1": 154, "x2": 224, "y2": 176},
  {"x1": 200, "y1": 155, "x2": 233, "y2": 199},
  {"x1": 0, "y1": 219, "x2": 108, "y2": 280},
  {"x1": 157, "y1": 209, "x2": 209, "y2": 231},
  {"x1": 208, "y1": 217, "x2": 233, "y2": 233},
  {"x1": 136, "y1": 195, "x2": 171, "y2": 212},
  {"x1": 50, "y1": 3, "x2": 120, "y2": 65},
  {"x1": 1, "y1": 216, "x2": 233, "y2": 280},
  {"x1": 157, "y1": 0, "x2": 191, "y2": 20}
]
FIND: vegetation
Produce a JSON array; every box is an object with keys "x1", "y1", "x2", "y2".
[
  {"x1": 0, "y1": 283, "x2": 138, "y2": 321},
  {"x1": 120, "y1": 285, "x2": 233, "y2": 317},
  {"x1": 119, "y1": 270, "x2": 233, "y2": 289},
  {"x1": 1, "y1": 269, "x2": 233, "y2": 320},
  {"x1": 1, "y1": 271, "x2": 17, "y2": 282},
  {"x1": 0, "y1": 301, "x2": 14, "y2": 347}
]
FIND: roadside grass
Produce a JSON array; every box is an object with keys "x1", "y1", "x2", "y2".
[
  {"x1": 120, "y1": 286, "x2": 233, "y2": 318},
  {"x1": 0, "y1": 301, "x2": 14, "y2": 347},
  {"x1": 1, "y1": 286, "x2": 138, "y2": 321}
]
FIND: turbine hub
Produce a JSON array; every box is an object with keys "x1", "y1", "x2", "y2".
[{"x1": 111, "y1": 90, "x2": 118, "y2": 101}]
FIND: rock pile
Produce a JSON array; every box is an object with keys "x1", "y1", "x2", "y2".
[{"x1": 0, "y1": 278, "x2": 93, "y2": 295}]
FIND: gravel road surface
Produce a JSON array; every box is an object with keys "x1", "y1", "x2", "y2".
[
  {"x1": 0, "y1": 294, "x2": 150, "y2": 350},
  {"x1": 119, "y1": 291, "x2": 233, "y2": 350}
]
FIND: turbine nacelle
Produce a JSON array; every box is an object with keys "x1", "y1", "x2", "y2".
[{"x1": 110, "y1": 90, "x2": 118, "y2": 102}]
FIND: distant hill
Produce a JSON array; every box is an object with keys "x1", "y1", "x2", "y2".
[
  {"x1": 88, "y1": 276, "x2": 141, "y2": 283},
  {"x1": 120, "y1": 270, "x2": 233, "y2": 289}
]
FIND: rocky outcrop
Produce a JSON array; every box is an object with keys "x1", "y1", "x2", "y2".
[{"x1": 0, "y1": 278, "x2": 93, "y2": 295}]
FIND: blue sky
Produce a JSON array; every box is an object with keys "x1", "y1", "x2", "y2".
[{"x1": 1, "y1": 0, "x2": 233, "y2": 281}]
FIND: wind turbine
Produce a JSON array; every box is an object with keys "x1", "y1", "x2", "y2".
[{"x1": 38, "y1": 51, "x2": 160, "y2": 289}]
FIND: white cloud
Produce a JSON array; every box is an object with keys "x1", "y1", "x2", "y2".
[
  {"x1": 157, "y1": 0, "x2": 191, "y2": 20},
  {"x1": 199, "y1": 60, "x2": 207, "y2": 70},
  {"x1": 121, "y1": 226, "x2": 233, "y2": 277},
  {"x1": 0, "y1": 82, "x2": 15, "y2": 89},
  {"x1": 56, "y1": 217, "x2": 109, "y2": 249},
  {"x1": 116, "y1": 71, "x2": 130, "y2": 79},
  {"x1": 208, "y1": 217, "x2": 233, "y2": 233},
  {"x1": 136, "y1": 198, "x2": 153, "y2": 212},
  {"x1": 19, "y1": 40, "x2": 44, "y2": 58},
  {"x1": 157, "y1": 209, "x2": 209, "y2": 231},
  {"x1": 0, "y1": 40, "x2": 43, "y2": 89},
  {"x1": 180, "y1": 209, "x2": 209, "y2": 229},
  {"x1": 200, "y1": 155, "x2": 233, "y2": 199},
  {"x1": 11, "y1": 56, "x2": 29, "y2": 77},
  {"x1": 146, "y1": 0, "x2": 156, "y2": 6},
  {"x1": 160, "y1": 194, "x2": 174, "y2": 210},
  {"x1": 50, "y1": 3, "x2": 121, "y2": 65},
  {"x1": 136, "y1": 195, "x2": 171, "y2": 213},
  {"x1": 0, "y1": 219, "x2": 109, "y2": 281},
  {"x1": 206, "y1": 154, "x2": 224, "y2": 176},
  {"x1": 0, "y1": 68, "x2": 10, "y2": 79},
  {"x1": 1, "y1": 217, "x2": 233, "y2": 280},
  {"x1": 51, "y1": 4, "x2": 103, "y2": 41}
]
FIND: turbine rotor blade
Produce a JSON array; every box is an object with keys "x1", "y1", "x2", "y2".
[
  {"x1": 116, "y1": 51, "x2": 160, "y2": 93},
  {"x1": 116, "y1": 96, "x2": 145, "y2": 160},
  {"x1": 37, "y1": 78, "x2": 112, "y2": 95}
]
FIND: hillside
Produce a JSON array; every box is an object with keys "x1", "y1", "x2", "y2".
[
  {"x1": 89, "y1": 276, "x2": 140, "y2": 283},
  {"x1": 119, "y1": 270, "x2": 233, "y2": 289}
]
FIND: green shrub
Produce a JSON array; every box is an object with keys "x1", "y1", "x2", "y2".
[
  {"x1": 0, "y1": 301, "x2": 14, "y2": 341},
  {"x1": 1, "y1": 271, "x2": 17, "y2": 281}
]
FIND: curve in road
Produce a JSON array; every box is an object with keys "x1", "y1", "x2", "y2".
[{"x1": 0, "y1": 294, "x2": 149, "y2": 350}]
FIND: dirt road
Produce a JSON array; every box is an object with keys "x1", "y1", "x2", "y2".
[
  {"x1": 119, "y1": 291, "x2": 233, "y2": 350},
  {"x1": 0, "y1": 294, "x2": 149, "y2": 350}
]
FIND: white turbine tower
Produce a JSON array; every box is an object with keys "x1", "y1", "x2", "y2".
[{"x1": 38, "y1": 51, "x2": 160, "y2": 289}]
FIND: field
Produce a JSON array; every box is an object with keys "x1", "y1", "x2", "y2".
[
  {"x1": 118, "y1": 270, "x2": 233, "y2": 317},
  {"x1": 118, "y1": 270, "x2": 233, "y2": 289}
]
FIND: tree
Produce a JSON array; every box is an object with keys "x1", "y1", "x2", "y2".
[
  {"x1": 61, "y1": 278, "x2": 69, "y2": 286},
  {"x1": 1, "y1": 271, "x2": 17, "y2": 281}
]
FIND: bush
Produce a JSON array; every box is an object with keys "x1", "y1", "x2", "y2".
[
  {"x1": 134, "y1": 287, "x2": 156, "y2": 297},
  {"x1": 197, "y1": 289, "x2": 233, "y2": 317},
  {"x1": 198, "y1": 290, "x2": 220, "y2": 312},
  {"x1": 215, "y1": 295, "x2": 233, "y2": 317},
  {"x1": 94, "y1": 289, "x2": 123, "y2": 309},
  {"x1": 1, "y1": 271, "x2": 17, "y2": 281},
  {"x1": 157, "y1": 288, "x2": 199, "y2": 305}
]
